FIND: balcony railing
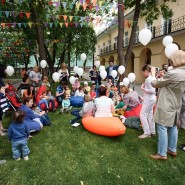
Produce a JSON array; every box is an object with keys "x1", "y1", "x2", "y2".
[{"x1": 99, "y1": 15, "x2": 185, "y2": 55}]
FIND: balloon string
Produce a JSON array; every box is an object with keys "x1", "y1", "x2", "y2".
[{"x1": 145, "y1": 46, "x2": 147, "y2": 63}]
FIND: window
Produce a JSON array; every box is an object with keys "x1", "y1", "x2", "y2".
[
  {"x1": 161, "y1": 17, "x2": 172, "y2": 35},
  {"x1": 108, "y1": 40, "x2": 111, "y2": 51},
  {"x1": 114, "y1": 37, "x2": 117, "y2": 50}
]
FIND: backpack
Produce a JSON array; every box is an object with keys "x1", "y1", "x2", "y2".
[{"x1": 124, "y1": 116, "x2": 141, "y2": 129}]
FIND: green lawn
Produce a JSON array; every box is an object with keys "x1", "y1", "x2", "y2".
[{"x1": 0, "y1": 110, "x2": 185, "y2": 185}]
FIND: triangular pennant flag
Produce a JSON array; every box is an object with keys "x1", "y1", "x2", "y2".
[
  {"x1": 28, "y1": 22, "x2": 32, "y2": 28},
  {"x1": 55, "y1": 15, "x2": 59, "y2": 20},
  {"x1": 75, "y1": 22, "x2": 78, "y2": 27},
  {"x1": 80, "y1": 23, "x2": 83, "y2": 27},
  {"x1": 92, "y1": 0, "x2": 97, "y2": 6},
  {"x1": 59, "y1": 23, "x2": 63, "y2": 27},
  {"x1": 86, "y1": 0, "x2": 90, "y2": 4},
  {"x1": 95, "y1": 5, "x2": 99, "y2": 12},
  {"x1": 48, "y1": 1, "x2": 53, "y2": 5},
  {"x1": 69, "y1": 16, "x2": 73, "y2": 22},
  {"x1": 63, "y1": 15, "x2": 67, "y2": 21},
  {"x1": 69, "y1": 3, "x2": 73, "y2": 10},
  {"x1": 19, "y1": 0, "x2": 23, "y2": 4},
  {"x1": 49, "y1": 23, "x2": 53, "y2": 28},
  {"x1": 54, "y1": 22, "x2": 58, "y2": 27},
  {"x1": 19, "y1": 12, "x2": 24, "y2": 19},
  {"x1": 84, "y1": 22, "x2": 88, "y2": 27},
  {"x1": 7, "y1": 23, "x2": 11, "y2": 28},
  {"x1": 99, "y1": 1, "x2": 103, "y2": 6},
  {"x1": 101, "y1": 6, "x2": 106, "y2": 11},
  {"x1": 69, "y1": 22, "x2": 74, "y2": 27},
  {"x1": 5, "y1": 11, "x2": 10, "y2": 18},
  {"x1": 23, "y1": 23, "x2": 27, "y2": 28},
  {"x1": 2, "y1": 0, "x2": 5, "y2": 5},
  {"x1": 74, "y1": 16, "x2": 79, "y2": 21},
  {"x1": 25, "y1": 12, "x2": 31, "y2": 19},
  {"x1": 11, "y1": 11, "x2": 15, "y2": 17},
  {"x1": 18, "y1": 23, "x2": 22, "y2": 28},
  {"x1": 46, "y1": 14, "x2": 50, "y2": 19},
  {"x1": 79, "y1": 0, "x2": 83, "y2": 4},
  {"x1": 76, "y1": 2, "x2": 81, "y2": 10},
  {"x1": 58, "y1": 15, "x2": 63, "y2": 20},
  {"x1": 65, "y1": 22, "x2": 68, "y2": 27},
  {"x1": 13, "y1": 22, "x2": 16, "y2": 28},
  {"x1": 44, "y1": 22, "x2": 48, "y2": 27},
  {"x1": 89, "y1": 5, "x2": 93, "y2": 11},
  {"x1": 83, "y1": 3, "x2": 87, "y2": 11},
  {"x1": 62, "y1": 2, "x2": 67, "y2": 9},
  {"x1": 54, "y1": 2, "x2": 60, "y2": 7},
  {"x1": 80, "y1": 17, "x2": 85, "y2": 21}
]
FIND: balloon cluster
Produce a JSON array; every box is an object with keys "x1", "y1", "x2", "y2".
[{"x1": 163, "y1": 36, "x2": 179, "y2": 58}]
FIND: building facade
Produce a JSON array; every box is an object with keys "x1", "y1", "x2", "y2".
[{"x1": 94, "y1": 0, "x2": 185, "y2": 83}]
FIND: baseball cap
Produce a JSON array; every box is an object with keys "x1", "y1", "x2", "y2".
[{"x1": 84, "y1": 81, "x2": 88, "y2": 85}]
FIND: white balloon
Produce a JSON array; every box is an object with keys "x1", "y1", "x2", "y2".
[
  {"x1": 162, "y1": 35, "x2": 173, "y2": 47},
  {"x1": 111, "y1": 70, "x2": 118, "y2": 79},
  {"x1": 77, "y1": 67, "x2": 84, "y2": 76},
  {"x1": 99, "y1": 65, "x2": 105, "y2": 72},
  {"x1": 6, "y1": 66, "x2": 14, "y2": 76},
  {"x1": 165, "y1": 43, "x2": 179, "y2": 58},
  {"x1": 80, "y1": 53, "x2": 87, "y2": 62},
  {"x1": 69, "y1": 76, "x2": 76, "y2": 85},
  {"x1": 73, "y1": 66, "x2": 78, "y2": 73},
  {"x1": 100, "y1": 70, "x2": 107, "y2": 80},
  {"x1": 52, "y1": 72, "x2": 60, "y2": 82},
  {"x1": 128, "y1": 73, "x2": 136, "y2": 83},
  {"x1": 95, "y1": 61, "x2": 100, "y2": 68},
  {"x1": 40, "y1": 60, "x2": 47, "y2": 68},
  {"x1": 122, "y1": 78, "x2": 130, "y2": 86},
  {"x1": 118, "y1": 65, "x2": 125, "y2": 75},
  {"x1": 139, "y1": 28, "x2": 152, "y2": 46}
]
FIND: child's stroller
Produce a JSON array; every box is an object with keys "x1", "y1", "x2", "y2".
[{"x1": 5, "y1": 84, "x2": 22, "y2": 111}]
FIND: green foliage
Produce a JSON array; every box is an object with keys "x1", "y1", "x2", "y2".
[{"x1": 0, "y1": 111, "x2": 185, "y2": 185}]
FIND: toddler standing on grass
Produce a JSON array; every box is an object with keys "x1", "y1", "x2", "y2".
[{"x1": 8, "y1": 110, "x2": 30, "y2": 161}]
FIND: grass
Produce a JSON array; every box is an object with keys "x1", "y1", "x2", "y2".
[{"x1": 0, "y1": 110, "x2": 185, "y2": 185}]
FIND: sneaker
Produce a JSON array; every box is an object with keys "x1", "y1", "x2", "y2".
[
  {"x1": 0, "y1": 132, "x2": 7, "y2": 136},
  {"x1": 16, "y1": 157, "x2": 21, "y2": 161},
  {"x1": 2, "y1": 129, "x2": 7, "y2": 132},
  {"x1": 138, "y1": 134, "x2": 151, "y2": 139},
  {"x1": 23, "y1": 156, "x2": 29, "y2": 161},
  {"x1": 69, "y1": 106, "x2": 73, "y2": 110}
]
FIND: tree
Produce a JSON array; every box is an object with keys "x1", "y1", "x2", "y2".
[{"x1": 117, "y1": 0, "x2": 176, "y2": 67}]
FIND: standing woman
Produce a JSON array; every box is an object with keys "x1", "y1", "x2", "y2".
[
  {"x1": 139, "y1": 64, "x2": 156, "y2": 139},
  {"x1": 58, "y1": 63, "x2": 69, "y2": 84},
  {"x1": 89, "y1": 65, "x2": 101, "y2": 85},
  {"x1": 150, "y1": 50, "x2": 185, "y2": 160}
]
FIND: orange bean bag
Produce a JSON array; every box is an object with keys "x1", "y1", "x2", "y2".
[{"x1": 82, "y1": 116, "x2": 126, "y2": 137}]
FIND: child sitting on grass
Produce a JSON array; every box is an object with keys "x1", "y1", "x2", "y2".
[
  {"x1": 8, "y1": 110, "x2": 30, "y2": 161},
  {"x1": 60, "y1": 94, "x2": 72, "y2": 114},
  {"x1": 70, "y1": 95, "x2": 94, "y2": 124}
]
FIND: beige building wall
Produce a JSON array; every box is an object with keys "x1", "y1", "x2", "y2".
[{"x1": 95, "y1": 1, "x2": 185, "y2": 83}]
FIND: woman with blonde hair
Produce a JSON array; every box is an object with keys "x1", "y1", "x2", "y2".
[
  {"x1": 150, "y1": 50, "x2": 185, "y2": 160},
  {"x1": 58, "y1": 63, "x2": 69, "y2": 84}
]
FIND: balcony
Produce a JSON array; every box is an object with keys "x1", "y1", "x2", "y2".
[{"x1": 99, "y1": 15, "x2": 185, "y2": 56}]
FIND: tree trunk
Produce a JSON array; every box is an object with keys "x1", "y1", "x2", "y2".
[
  {"x1": 29, "y1": 2, "x2": 47, "y2": 75},
  {"x1": 117, "y1": 0, "x2": 125, "y2": 66},
  {"x1": 67, "y1": 34, "x2": 72, "y2": 75},
  {"x1": 56, "y1": 48, "x2": 66, "y2": 71},
  {"x1": 44, "y1": 44, "x2": 54, "y2": 74},
  {"x1": 125, "y1": 0, "x2": 141, "y2": 68}
]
